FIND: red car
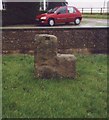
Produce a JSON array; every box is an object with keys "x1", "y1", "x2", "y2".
[{"x1": 36, "y1": 6, "x2": 82, "y2": 26}]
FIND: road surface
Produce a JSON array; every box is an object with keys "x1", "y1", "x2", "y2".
[{"x1": 1, "y1": 18, "x2": 109, "y2": 29}]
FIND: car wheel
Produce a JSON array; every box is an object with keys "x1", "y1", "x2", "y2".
[
  {"x1": 48, "y1": 19, "x2": 55, "y2": 26},
  {"x1": 74, "y1": 18, "x2": 81, "y2": 25}
]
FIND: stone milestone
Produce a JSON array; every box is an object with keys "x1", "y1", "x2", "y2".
[{"x1": 34, "y1": 34, "x2": 76, "y2": 79}]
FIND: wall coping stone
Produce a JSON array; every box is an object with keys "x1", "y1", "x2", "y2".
[{"x1": 0, "y1": 26, "x2": 108, "y2": 30}]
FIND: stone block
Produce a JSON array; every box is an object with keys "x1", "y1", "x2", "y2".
[{"x1": 34, "y1": 34, "x2": 76, "y2": 79}]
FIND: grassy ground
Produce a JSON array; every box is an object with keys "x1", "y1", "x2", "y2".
[
  {"x1": 83, "y1": 13, "x2": 109, "y2": 19},
  {"x1": 2, "y1": 54, "x2": 107, "y2": 118},
  {"x1": 0, "y1": 55, "x2": 2, "y2": 119}
]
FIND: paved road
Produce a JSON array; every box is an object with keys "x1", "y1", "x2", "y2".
[
  {"x1": 81, "y1": 18, "x2": 108, "y2": 27},
  {"x1": 1, "y1": 18, "x2": 109, "y2": 29}
]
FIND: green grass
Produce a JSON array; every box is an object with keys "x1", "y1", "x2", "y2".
[
  {"x1": 0, "y1": 55, "x2": 2, "y2": 119},
  {"x1": 2, "y1": 54, "x2": 107, "y2": 118},
  {"x1": 83, "y1": 13, "x2": 109, "y2": 19}
]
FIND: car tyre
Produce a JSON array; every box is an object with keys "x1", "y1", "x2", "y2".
[
  {"x1": 74, "y1": 18, "x2": 81, "y2": 25},
  {"x1": 48, "y1": 19, "x2": 55, "y2": 26}
]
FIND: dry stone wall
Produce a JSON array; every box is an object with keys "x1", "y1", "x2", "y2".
[{"x1": 2, "y1": 28, "x2": 108, "y2": 54}]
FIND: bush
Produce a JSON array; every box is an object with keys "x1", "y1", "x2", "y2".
[{"x1": 2, "y1": 3, "x2": 40, "y2": 26}]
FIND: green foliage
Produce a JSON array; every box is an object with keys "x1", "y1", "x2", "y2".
[
  {"x1": 47, "y1": 1, "x2": 67, "y2": 10},
  {"x1": 2, "y1": 3, "x2": 40, "y2": 25},
  {"x1": 83, "y1": 13, "x2": 109, "y2": 19},
  {"x1": 2, "y1": 54, "x2": 107, "y2": 118}
]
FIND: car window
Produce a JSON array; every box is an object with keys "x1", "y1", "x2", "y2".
[
  {"x1": 57, "y1": 7, "x2": 67, "y2": 14},
  {"x1": 68, "y1": 7, "x2": 76, "y2": 13},
  {"x1": 48, "y1": 7, "x2": 59, "y2": 13}
]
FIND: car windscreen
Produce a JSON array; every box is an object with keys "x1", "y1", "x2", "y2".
[{"x1": 47, "y1": 7, "x2": 59, "y2": 13}]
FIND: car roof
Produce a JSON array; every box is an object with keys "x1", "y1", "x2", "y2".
[{"x1": 56, "y1": 6, "x2": 74, "y2": 8}]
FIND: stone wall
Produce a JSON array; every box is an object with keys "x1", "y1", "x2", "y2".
[{"x1": 2, "y1": 28, "x2": 108, "y2": 54}]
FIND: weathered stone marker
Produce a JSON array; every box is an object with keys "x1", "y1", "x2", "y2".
[{"x1": 34, "y1": 34, "x2": 76, "y2": 79}]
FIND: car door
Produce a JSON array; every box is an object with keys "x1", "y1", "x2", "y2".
[
  {"x1": 67, "y1": 7, "x2": 77, "y2": 23},
  {"x1": 55, "y1": 6, "x2": 67, "y2": 24}
]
